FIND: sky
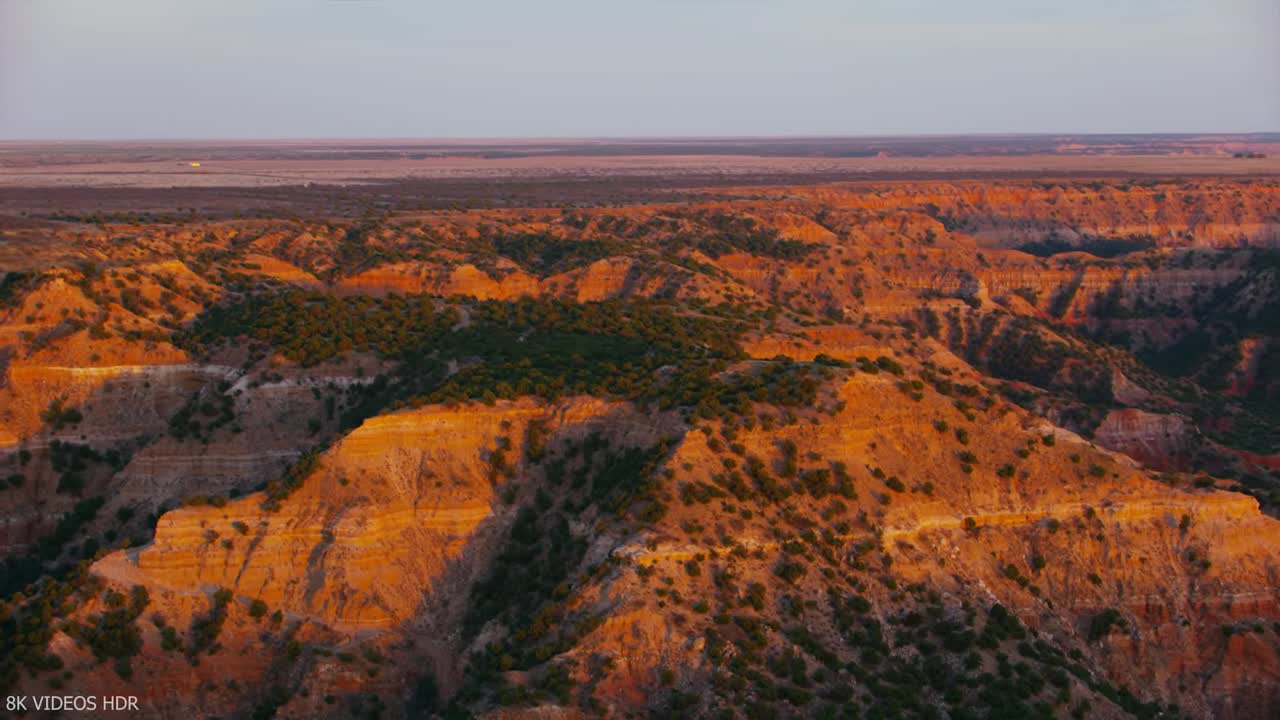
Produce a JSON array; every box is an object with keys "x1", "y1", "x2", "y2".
[{"x1": 0, "y1": 0, "x2": 1276, "y2": 139}]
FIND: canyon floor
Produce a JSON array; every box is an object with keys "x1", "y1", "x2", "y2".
[{"x1": 1, "y1": 137, "x2": 1279, "y2": 719}]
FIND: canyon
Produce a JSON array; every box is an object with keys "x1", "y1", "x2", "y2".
[{"x1": 1, "y1": 155, "x2": 1278, "y2": 719}]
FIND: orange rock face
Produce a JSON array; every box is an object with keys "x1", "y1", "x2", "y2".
[
  {"x1": 339, "y1": 262, "x2": 541, "y2": 300},
  {"x1": 94, "y1": 397, "x2": 671, "y2": 630},
  {"x1": 100, "y1": 400, "x2": 555, "y2": 629}
]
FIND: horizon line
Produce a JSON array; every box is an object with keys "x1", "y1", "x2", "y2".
[{"x1": 3, "y1": 131, "x2": 1280, "y2": 146}]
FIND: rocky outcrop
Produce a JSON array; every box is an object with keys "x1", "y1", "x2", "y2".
[
  {"x1": 1225, "y1": 337, "x2": 1273, "y2": 399},
  {"x1": 1, "y1": 362, "x2": 233, "y2": 446},
  {"x1": 237, "y1": 253, "x2": 323, "y2": 288},
  {"x1": 1094, "y1": 409, "x2": 1200, "y2": 471},
  {"x1": 559, "y1": 373, "x2": 1280, "y2": 718},
  {"x1": 337, "y1": 262, "x2": 540, "y2": 300},
  {"x1": 92, "y1": 397, "x2": 662, "y2": 630},
  {"x1": 774, "y1": 181, "x2": 1280, "y2": 248}
]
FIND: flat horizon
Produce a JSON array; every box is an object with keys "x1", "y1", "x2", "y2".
[{"x1": 3, "y1": 132, "x2": 1279, "y2": 152}]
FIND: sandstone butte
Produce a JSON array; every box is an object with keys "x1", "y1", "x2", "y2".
[{"x1": 0, "y1": 177, "x2": 1277, "y2": 719}]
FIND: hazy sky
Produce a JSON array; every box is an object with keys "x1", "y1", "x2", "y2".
[{"x1": 1, "y1": 0, "x2": 1276, "y2": 139}]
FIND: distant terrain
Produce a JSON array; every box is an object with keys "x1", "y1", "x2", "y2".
[{"x1": 2, "y1": 134, "x2": 1278, "y2": 211}]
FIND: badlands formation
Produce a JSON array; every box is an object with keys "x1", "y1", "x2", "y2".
[{"x1": 0, "y1": 176, "x2": 1278, "y2": 719}]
